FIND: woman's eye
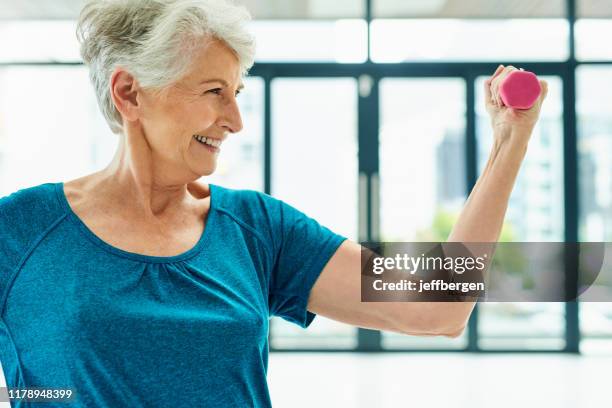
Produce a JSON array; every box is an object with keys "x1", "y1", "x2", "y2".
[{"x1": 207, "y1": 88, "x2": 241, "y2": 97}]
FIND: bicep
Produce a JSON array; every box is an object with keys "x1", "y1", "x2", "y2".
[{"x1": 306, "y1": 239, "x2": 470, "y2": 336}]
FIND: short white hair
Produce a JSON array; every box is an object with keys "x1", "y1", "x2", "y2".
[{"x1": 76, "y1": 0, "x2": 256, "y2": 134}]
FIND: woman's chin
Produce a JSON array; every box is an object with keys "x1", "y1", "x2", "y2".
[
  {"x1": 196, "y1": 161, "x2": 218, "y2": 177},
  {"x1": 193, "y1": 163, "x2": 216, "y2": 177},
  {"x1": 185, "y1": 144, "x2": 220, "y2": 174}
]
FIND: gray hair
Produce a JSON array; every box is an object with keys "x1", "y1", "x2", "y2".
[{"x1": 76, "y1": 0, "x2": 256, "y2": 134}]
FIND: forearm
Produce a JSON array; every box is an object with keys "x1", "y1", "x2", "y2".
[
  {"x1": 409, "y1": 67, "x2": 545, "y2": 337},
  {"x1": 428, "y1": 130, "x2": 531, "y2": 336},
  {"x1": 447, "y1": 130, "x2": 530, "y2": 243}
]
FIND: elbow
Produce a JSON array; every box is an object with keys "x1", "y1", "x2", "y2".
[
  {"x1": 438, "y1": 304, "x2": 474, "y2": 338},
  {"x1": 394, "y1": 321, "x2": 466, "y2": 338},
  {"x1": 440, "y1": 311, "x2": 470, "y2": 338},
  {"x1": 393, "y1": 314, "x2": 467, "y2": 338},
  {"x1": 442, "y1": 322, "x2": 467, "y2": 338},
  {"x1": 390, "y1": 303, "x2": 473, "y2": 338}
]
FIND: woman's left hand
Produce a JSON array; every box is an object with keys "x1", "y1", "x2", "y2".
[{"x1": 484, "y1": 64, "x2": 549, "y2": 144}]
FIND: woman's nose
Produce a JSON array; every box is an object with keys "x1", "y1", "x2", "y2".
[{"x1": 218, "y1": 97, "x2": 243, "y2": 134}]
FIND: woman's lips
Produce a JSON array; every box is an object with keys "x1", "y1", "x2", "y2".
[{"x1": 194, "y1": 136, "x2": 220, "y2": 153}]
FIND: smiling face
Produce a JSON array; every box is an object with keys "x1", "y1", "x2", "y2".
[{"x1": 136, "y1": 37, "x2": 244, "y2": 179}]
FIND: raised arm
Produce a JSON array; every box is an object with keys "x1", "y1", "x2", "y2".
[{"x1": 307, "y1": 65, "x2": 549, "y2": 337}]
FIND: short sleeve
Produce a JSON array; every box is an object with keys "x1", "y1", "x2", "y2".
[
  {"x1": 0, "y1": 196, "x2": 16, "y2": 299},
  {"x1": 0, "y1": 184, "x2": 63, "y2": 302},
  {"x1": 266, "y1": 197, "x2": 347, "y2": 329}
]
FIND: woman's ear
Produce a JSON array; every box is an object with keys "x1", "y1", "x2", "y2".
[{"x1": 109, "y1": 67, "x2": 140, "y2": 123}]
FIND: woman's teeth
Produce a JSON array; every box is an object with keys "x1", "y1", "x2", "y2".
[{"x1": 193, "y1": 134, "x2": 221, "y2": 148}]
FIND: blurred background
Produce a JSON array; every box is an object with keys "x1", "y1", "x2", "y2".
[{"x1": 0, "y1": 0, "x2": 611, "y2": 407}]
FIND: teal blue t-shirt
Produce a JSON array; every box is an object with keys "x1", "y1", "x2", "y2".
[{"x1": 0, "y1": 182, "x2": 347, "y2": 407}]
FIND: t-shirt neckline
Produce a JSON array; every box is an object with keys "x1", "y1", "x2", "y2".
[{"x1": 53, "y1": 181, "x2": 216, "y2": 264}]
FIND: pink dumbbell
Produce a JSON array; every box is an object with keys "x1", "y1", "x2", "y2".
[{"x1": 498, "y1": 69, "x2": 542, "y2": 110}]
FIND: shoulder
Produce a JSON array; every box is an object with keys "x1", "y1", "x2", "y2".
[
  {"x1": 213, "y1": 184, "x2": 279, "y2": 229},
  {"x1": 0, "y1": 182, "x2": 66, "y2": 264},
  {"x1": 213, "y1": 184, "x2": 303, "y2": 246},
  {"x1": 214, "y1": 184, "x2": 280, "y2": 213},
  {"x1": 213, "y1": 184, "x2": 327, "y2": 239},
  {"x1": 0, "y1": 182, "x2": 62, "y2": 222},
  {"x1": 213, "y1": 184, "x2": 307, "y2": 226}
]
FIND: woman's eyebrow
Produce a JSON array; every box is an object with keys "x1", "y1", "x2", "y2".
[{"x1": 199, "y1": 78, "x2": 244, "y2": 90}]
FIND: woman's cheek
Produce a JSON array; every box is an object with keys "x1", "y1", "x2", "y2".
[{"x1": 192, "y1": 102, "x2": 218, "y2": 127}]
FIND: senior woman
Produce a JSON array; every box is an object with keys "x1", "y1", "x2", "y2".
[{"x1": 0, "y1": 0, "x2": 548, "y2": 407}]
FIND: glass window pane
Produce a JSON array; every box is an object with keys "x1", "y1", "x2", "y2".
[
  {"x1": 371, "y1": 19, "x2": 569, "y2": 62},
  {"x1": 476, "y1": 75, "x2": 565, "y2": 350},
  {"x1": 239, "y1": 0, "x2": 364, "y2": 19},
  {"x1": 576, "y1": 66, "x2": 612, "y2": 241},
  {"x1": 379, "y1": 78, "x2": 467, "y2": 242},
  {"x1": 0, "y1": 4, "x2": 79, "y2": 19},
  {"x1": 270, "y1": 78, "x2": 358, "y2": 349},
  {"x1": 374, "y1": 0, "x2": 566, "y2": 18},
  {"x1": 379, "y1": 78, "x2": 468, "y2": 349},
  {"x1": 0, "y1": 66, "x2": 104, "y2": 193},
  {"x1": 578, "y1": 0, "x2": 612, "y2": 18},
  {"x1": 0, "y1": 0, "x2": 365, "y2": 20},
  {"x1": 0, "y1": 19, "x2": 369, "y2": 64},
  {"x1": 577, "y1": 65, "x2": 612, "y2": 353},
  {"x1": 580, "y1": 302, "x2": 612, "y2": 353},
  {"x1": 251, "y1": 20, "x2": 367, "y2": 63},
  {"x1": 479, "y1": 303, "x2": 566, "y2": 350},
  {"x1": 576, "y1": 19, "x2": 612, "y2": 60},
  {"x1": 0, "y1": 21, "x2": 80, "y2": 62}
]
